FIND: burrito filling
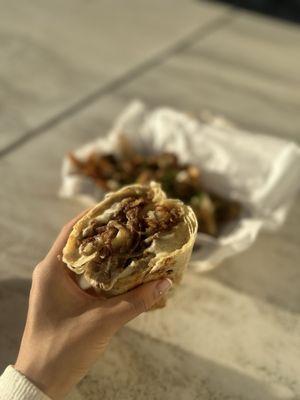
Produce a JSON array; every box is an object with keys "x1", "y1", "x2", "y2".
[{"x1": 78, "y1": 195, "x2": 184, "y2": 285}]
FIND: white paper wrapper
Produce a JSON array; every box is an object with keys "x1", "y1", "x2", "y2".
[{"x1": 60, "y1": 100, "x2": 300, "y2": 272}]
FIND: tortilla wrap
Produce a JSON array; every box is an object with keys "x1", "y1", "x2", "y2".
[{"x1": 63, "y1": 182, "x2": 197, "y2": 307}]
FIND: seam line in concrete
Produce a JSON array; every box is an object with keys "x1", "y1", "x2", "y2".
[{"x1": 0, "y1": 9, "x2": 235, "y2": 159}]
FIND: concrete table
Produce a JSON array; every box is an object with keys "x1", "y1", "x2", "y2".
[{"x1": 0, "y1": 1, "x2": 299, "y2": 399}]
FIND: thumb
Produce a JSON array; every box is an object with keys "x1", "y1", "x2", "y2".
[{"x1": 105, "y1": 278, "x2": 172, "y2": 328}]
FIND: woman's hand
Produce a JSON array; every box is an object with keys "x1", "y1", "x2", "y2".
[{"x1": 15, "y1": 212, "x2": 172, "y2": 399}]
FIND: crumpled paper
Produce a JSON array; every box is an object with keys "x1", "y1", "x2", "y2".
[{"x1": 60, "y1": 100, "x2": 300, "y2": 272}]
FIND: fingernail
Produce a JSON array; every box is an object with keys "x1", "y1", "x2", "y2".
[{"x1": 156, "y1": 278, "x2": 172, "y2": 296}]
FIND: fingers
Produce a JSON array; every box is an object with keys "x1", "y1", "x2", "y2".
[
  {"x1": 46, "y1": 208, "x2": 91, "y2": 263},
  {"x1": 104, "y1": 279, "x2": 172, "y2": 330}
]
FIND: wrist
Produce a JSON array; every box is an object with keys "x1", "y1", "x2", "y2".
[{"x1": 15, "y1": 357, "x2": 68, "y2": 399}]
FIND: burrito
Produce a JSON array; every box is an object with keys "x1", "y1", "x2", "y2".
[{"x1": 63, "y1": 182, "x2": 197, "y2": 306}]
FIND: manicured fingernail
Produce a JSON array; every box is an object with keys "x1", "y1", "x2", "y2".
[{"x1": 156, "y1": 278, "x2": 172, "y2": 296}]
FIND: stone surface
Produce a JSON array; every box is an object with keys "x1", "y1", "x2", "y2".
[
  {"x1": 117, "y1": 12, "x2": 300, "y2": 142},
  {"x1": 0, "y1": 4, "x2": 300, "y2": 400},
  {"x1": 0, "y1": 0, "x2": 228, "y2": 151}
]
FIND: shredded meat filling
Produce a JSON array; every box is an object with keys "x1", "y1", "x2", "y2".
[
  {"x1": 69, "y1": 149, "x2": 241, "y2": 236},
  {"x1": 79, "y1": 196, "x2": 183, "y2": 284}
]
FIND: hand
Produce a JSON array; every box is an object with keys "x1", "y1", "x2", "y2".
[{"x1": 15, "y1": 211, "x2": 172, "y2": 399}]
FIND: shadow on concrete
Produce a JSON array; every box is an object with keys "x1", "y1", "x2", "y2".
[
  {"x1": 0, "y1": 278, "x2": 31, "y2": 372},
  {"x1": 210, "y1": 0, "x2": 300, "y2": 23},
  {"x1": 78, "y1": 327, "x2": 286, "y2": 400}
]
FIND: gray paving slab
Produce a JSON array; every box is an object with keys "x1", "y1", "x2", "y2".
[
  {"x1": 116, "y1": 12, "x2": 300, "y2": 142},
  {"x1": 0, "y1": 0, "x2": 229, "y2": 152}
]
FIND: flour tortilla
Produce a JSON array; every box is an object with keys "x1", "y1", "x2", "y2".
[{"x1": 63, "y1": 182, "x2": 197, "y2": 305}]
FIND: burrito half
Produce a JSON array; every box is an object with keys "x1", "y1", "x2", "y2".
[{"x1": 63, "y1": 182, "x2": 197, "y2": 306}]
